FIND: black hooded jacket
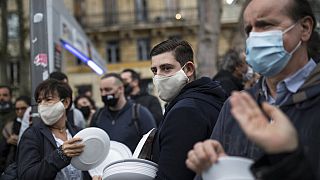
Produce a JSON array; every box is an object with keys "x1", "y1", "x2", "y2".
[{"x1": 152, "y1": 77, "x2": 226, "y2": 180}]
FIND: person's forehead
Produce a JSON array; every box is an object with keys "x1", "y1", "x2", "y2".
[
  {"x1": 79, "y1": 98, "x2": 90, "y2": 104},
  {"x1": 121, "y1": 72, "x2": 132, "y2": 80},
  {"x1": 15, "y1": 101, "x2": 28, "y2": 107},
  {"x1": 243, "y1": 0, "x2": 291, "y2": 24},
  {"x1": 0, "y1": 88, "x2": 10, "y2": 94},
  {"x1": 151, "y1": 51, "x2": 179, "y2": 68},
  {"x1": 100, "y1": 77, "x2": 116, "y2": 87}
]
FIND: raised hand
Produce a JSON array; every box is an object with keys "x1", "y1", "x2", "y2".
[{"x1": 230, "y1": 91, "x2": 298, "y2": 154}]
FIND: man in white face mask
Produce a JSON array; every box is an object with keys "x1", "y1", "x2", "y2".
[{"x1": 149, "y1": 39, "x2": 227, "y2": 179}]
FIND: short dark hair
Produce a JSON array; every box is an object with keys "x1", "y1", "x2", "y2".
[
  {"x1": 34, "y1": 79, "x2": 73, "y2": 111},
  {"x1": 150, "y1": 39, "x2": 194, "y2": 66},
  {"x1": 0, "y1": 85, "x2": 12, "y2": 97},
  {"x1": 78, "y1": 86, "x2": 91, "y2": 96},
  {"x1": 49, "y1": 71, "x2": 68, "y2": 82},
  {"x1": 286, "y1": 0, "x2": 319, "y2": 60},
  {"x1": 101, "y1": 73, "x2": 124, "y2": 86},
  {"x1": 15, "y1": 96, "x2": 31, "y2": 106},
  {"x1": 287, "y1": 0, "x2": 317, "y2": 30},
  {"x1": 220, "y1": 49, "x2": 243, "y2": 72},
  {"x1": 74, "y1": 95, "x2": 96, "y2": 110},
  {"x1": 122, "y1": 69, "x2": 141, "y2": 83}
]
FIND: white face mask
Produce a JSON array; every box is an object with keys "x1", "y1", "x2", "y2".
[
  {"x1": 153, "y1": 67, "x2": 189, "y2": 102},
  {"x1": 38, "y1": 101, "x2": 65, "y2": 125}
]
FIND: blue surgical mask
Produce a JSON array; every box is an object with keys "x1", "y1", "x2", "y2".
[{"x1": 246, "y1": 24, "x2": 301, "y2": 77}]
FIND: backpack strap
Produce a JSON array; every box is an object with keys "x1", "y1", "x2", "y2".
[{"x1": 132, "y1": 103, "x2": 142, "y2": 137}]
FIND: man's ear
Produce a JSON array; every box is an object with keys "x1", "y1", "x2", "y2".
[
  {"x1": 184, "y1": 62, "x2": 195, "y2": 79},
  {"x1": 300, "y1": 16, "x2": 314, "y2": 42}
]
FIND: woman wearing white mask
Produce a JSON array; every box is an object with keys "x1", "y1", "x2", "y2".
[{"x1": 16, "y1": 79, "x2": 96, "y2": 180}]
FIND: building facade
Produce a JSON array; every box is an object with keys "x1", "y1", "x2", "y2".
[
  {"x1": 1, "y1": 0, "x2": 319, "y2": 104},
  {"x1": 63, "y1": 0, "x2": 244, "y2": 106}
]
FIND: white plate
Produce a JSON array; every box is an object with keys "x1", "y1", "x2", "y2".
[
  {"x1": 89, "y1": 141, "x2": 132, "y2": 176},
  {"x1": 202, "y1": 156, "x2": 254, "y2": 180},
  {"x1": 103, "y1": 172, "x2": 154, "y2": 180},
  {"x1": 104, "y1": 158, "x2": 158, "y2": 170},
  {"x1": 71, "y1": 127, "x2": 110, "y2": 171},
  {"x1": 132, "y1": 128, "x2": 156, "y2": 158},
  {"x1": 103, "y1": 159, "x2": 158, "y2": 180}
]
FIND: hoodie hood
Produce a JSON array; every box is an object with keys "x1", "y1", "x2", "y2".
[
  {"x1": 283, "y1": 62, "x2": 320, "y2": 106},
  {"x1": 165, "y1": 77, "x2": 227, "y2": 114}
]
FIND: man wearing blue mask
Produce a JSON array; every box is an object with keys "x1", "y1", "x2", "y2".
[
  {"x1": 150, "y1": 39, "x2": 227, "y2": 179},
  {"x1": 90, "y1": 73, "x2": 156, "y2": 152},
  {"x1": 185, "y1": 0, "x2": 320, "y2": 179}
]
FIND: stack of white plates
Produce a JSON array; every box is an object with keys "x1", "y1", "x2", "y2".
[
  {"x1": 89, "y1": 141, "x2": 132, "y2": 176},
  {"x1": 71, "y1": 127, "x2": 158, "y2": 179},
  {"x1": 102, "y1": 159, "x2": 158, "y2": 180}
]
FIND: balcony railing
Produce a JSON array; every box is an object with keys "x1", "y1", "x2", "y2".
[
  {"x1": 79, "y1": 5, "x2": 243, "y2": 30},
  {"x1": 80, "y1": 7, "x2": 199, "y2": 29}
]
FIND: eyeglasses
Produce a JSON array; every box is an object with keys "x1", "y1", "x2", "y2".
[{"x1": 15, "y1": 107, "x2": 28, "y2": 111}]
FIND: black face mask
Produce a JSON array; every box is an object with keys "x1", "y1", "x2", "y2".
[
  {"x1": 101, "y1": 94, "x2": 119, "y2": 107},
  {"x1": 124, "y1": 84, "x2": 133, "y2": 96},
  {"x1": 0, "y1": 101, "x2": 12, "y2": 113},
  {"x1": 79, "y1": 106, "x2": 91, "y2": 119}
]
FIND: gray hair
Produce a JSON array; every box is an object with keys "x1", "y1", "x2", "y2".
[{"x1": 220, "y1": 49, "x2": 243, "y2": 72}]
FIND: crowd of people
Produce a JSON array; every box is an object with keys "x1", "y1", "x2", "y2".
[{"x1": 0, "y1": 0, "x2": 319, "y2": 179}]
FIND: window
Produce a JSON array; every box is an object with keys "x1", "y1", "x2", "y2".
[
  {"x1": 74, "y1": 0, "x2": 85, "y2": 25},
  {"x1": 104, "y1": 0, "x2": 118, "y2": 25},
  {"x1": 135, "y1": 0, "x2": 148, "y2": 22},
  {"x1": 137, "y1": 38, "x2": 150, "y2": 61},
  {"x1": 165, "y1": 0, "x2": 180, "y2": 20},
  {"x1": 8, "y1": 61, "x2": 20, "y2": 85},
  {"x1": 106, "y1": 41, "x2": 120, "y2": 63},
  {"x1": 7, "y1": 13, "x2": 19, "y2": 39}
]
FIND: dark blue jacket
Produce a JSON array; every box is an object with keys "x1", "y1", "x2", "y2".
[
  {"x1": 152, "y1": 77, "x2": 226, "y2": 180},
  {"x1": 211, "y1": 62, "x2": 320, "y2": 179},
  {"x1": 91, "y1": 101, "x2": 156, "y2": 152},
  {"x1": 17, "y1": 121, "x2": 91, "y2": 180}
]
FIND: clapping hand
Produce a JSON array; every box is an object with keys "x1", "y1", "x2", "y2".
[{"x1": 230, "y1": 91, "x2": 298, "y2": 154}]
